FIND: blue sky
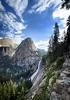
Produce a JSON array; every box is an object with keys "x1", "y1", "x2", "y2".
[{"x1": 0, "y1": 0, "x2": 70, "y2": 50}]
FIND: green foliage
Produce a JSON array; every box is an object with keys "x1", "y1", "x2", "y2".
[
  {"x1": 42, "y1": 55, "x2": 47, "y2": 65},
  {"x1": 47, "y1": 23, "x2": 64, "y2": 64},
  {"x1": 61, "y1": 0, "x2": 70, "y2": 9},
  {"x1": 0, "y1": 55, "x2": 34, "y2": 83},
  {"x1": 55, "y1": 57, "x2": 64, "y2": 70},
  {"x1": 61, "y1": 0, "x2": 70, "y2": 57},
  {"x1": 47, "y1": 42, "x2": 64, "y2": 64},
  {"x1": 24, "y1": 80, "x2": 32, "y2": 90},
  {"x1": 64, "y1": 16, "x2": 70, "y2": 57},
  {"x1": 33, "y1": 56, "x2": 64, "y2": 100},
  {"x1": 0, "y1": 79, "x2": 32, "y2": 100},
  {"x1": 38, "y1": 49, "x2": 47, "y2": 57},
  {"x1": 53, "y1": 22, "x2": 59, "y2": 47},
  {"x1": 37, "y1": 21, "x2": 65, "y2": 100},
  {"x1": 0, "y1": 81, "x2": 17, "y2": 100}
]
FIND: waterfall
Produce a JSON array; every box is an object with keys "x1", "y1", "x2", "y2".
[{"x1": 31, "y1": 60, "x2": 41, "y2": 82}]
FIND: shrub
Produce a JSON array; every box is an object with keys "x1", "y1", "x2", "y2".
[
  {"x1": 55, "y1": 57, "x2": 65, "y2": 70},
  {"x1": 0, "y1": 79, "x2": 32, "y2": 100}
]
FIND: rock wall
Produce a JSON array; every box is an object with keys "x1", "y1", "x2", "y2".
[
  {"x1": 12, "y1": 38, "x2": 40, "y2": 72},
  {"x1": 0, "y1": 38, "x2": 17, "y2": 56},
  {"x1": 51, "y1": 59, "x2": 70, "y2": 100}
]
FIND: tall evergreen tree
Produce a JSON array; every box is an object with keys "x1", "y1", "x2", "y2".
[
  {"x1": 64, "y1": 16, "x2": 70, "y2": 56},
  {"x1": 62, "y1": 0, "x2": 70, "y2": 9},
  {"x1": 66, "y1": 16, "x2": 70, "y2": 45},
  {"x1": 53, "y1": 22, "x2": 59, "y2": 50},
  {"x1": 61, "y1": 0, "x2": 70, "y2": 57},
  {"x1": 48, "y1": 23, "x2": 60, "y2": 63}
]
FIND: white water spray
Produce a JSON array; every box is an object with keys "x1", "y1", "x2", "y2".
[{"x1": 31, "y1": 60, "x2": 41, "y2": 82}]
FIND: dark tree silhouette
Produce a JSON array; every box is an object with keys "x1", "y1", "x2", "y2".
[
  {"x1": 61, "y1": 0, "x2": 70, "y2": 57},
  {"x1": 64, "y1": 16, "x2": 70, "y2": 56},
  {"x1": 53, "y1": 22, "x2": 59, "y2": 50},
  {"x1": 62, "y1": 0, "x2": 70, "y2": 9},
  {"x1": 47, "y1": 23, "x2": 60, "y2": 63}
]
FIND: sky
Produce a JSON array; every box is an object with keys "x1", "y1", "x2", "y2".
[{"x1": 0, "y1": 0, "x2": 70, "y2": 51}]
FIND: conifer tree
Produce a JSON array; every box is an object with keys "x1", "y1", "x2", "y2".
[
  {"x1": 61, "y1": 0, "x2": 70, "y2": 56},
  {"x1": 64, "y1": 16, "x2": 70, "y2": 56},
  {"x1": 62, "y1": 0, "x2": 70, "y2": 9},
  {"x1": 53, "y1": 22, "x2": 59, "y2": 51}
]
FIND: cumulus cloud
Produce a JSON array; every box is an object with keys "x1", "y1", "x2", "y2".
[
  {"x1": 1, "y1": 12, "x2": 26, "y2": 30},
  {"x1": 31, "y1": 0, "x2": 70, "y2": 40},
  {"x1": 29, "y1": 0, "x2": 70, "y2": 41},
  {"x1": 53, "y1": 7, "x2": 70, "y2": 27},
  {"x1": 53, "y1": 5, "x2": 70, "y2": 40},
  {"x1": 0, "y1": 11, "x2": 26, "y2": 37},
  {"x1": 29, "y1": 0, "x2": 61, "y2": 13},
  {"x1": 35, "y1": 39, "x2": 49, "y2": 51}
]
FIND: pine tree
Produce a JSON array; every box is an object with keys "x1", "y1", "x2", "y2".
[
  {"x1": 61, "y1": 0, "x2": 70, "y2": 57},
  {"x1": 64, "y1": 16, "x2": 70, "y2": 56},
  {"x1": 53, "y1": 22, "x2": 59, "y2": 51},
  {"x1": 62, "y1": 0, "x2": 70, "y2": 9},
  {"x1": 66, "y1": 16, "x2": 70, "y2": 46},
  {"x1": 48, "y1": 23, "x2": 59, "y2": 63}
]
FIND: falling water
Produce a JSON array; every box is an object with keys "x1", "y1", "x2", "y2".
[{"x1": 31, "y1": 60, "x2": 41, "y2": 82}]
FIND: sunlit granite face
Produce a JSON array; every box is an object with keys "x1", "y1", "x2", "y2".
[{"x1": 0, "y1": 38, "x2": 17, "y2": 56}]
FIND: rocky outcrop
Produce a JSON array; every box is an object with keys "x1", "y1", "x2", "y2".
[
  {"x1": 0, "y1": 38, "x2": 17, "y2": 56},
  {"x1": 0, "y1": 37, "x2": 41, "y2": 83},
  {"x1": 50, "y1": 59, "x2": 70, "y2": 100},
  {"x1": 25, "y1": 60, "x2": 45, "y2": 100},
  {"x1": 12, "y1": 38, "x2": 39, "y2": 72}
]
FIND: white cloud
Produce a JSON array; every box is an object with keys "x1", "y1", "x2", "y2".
[
  {"x1": 6, "y1": 0, "x2": 28, "y2": 16},
  {"x1": 53, "y1": 7, "x2": 70, "y2": 27},
  {"x1": 0, "y1": 1, "x2": 5, "y2": 11},
  {"x1": 53, "y1": 6, "x2": 70, "y2": 40},
  {"x1": 5, "y1": 0, "x2": 28, "y2": 23},
  {"x1": 5, "y1": 31, "x2": 25, "y2": 44},
  {"x1": 29, "y1": 0, "x2": 61, "y2": 13},
  {"x1": 35, "y1": 39, "x2": 49, "y2": 51},
  {"x1": 0, "y1": 0, "x2": 28, "y2": 43},
  {"x1": 29, "y1": 0, "x2": 70, "y2": 42},
  {"x1": 13, "y1": 34, "x2": 25, "y2": 44},
  {"x1": 0, "y1": 11, "x2": 26, "y2": 34},
  {"x1": 6, "y1": 12, "x2": 26, "y2": 30}
]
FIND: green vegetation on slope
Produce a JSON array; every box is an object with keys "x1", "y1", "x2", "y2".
[
  {"x1": 33, "y1": 21, "x2": 66, "y2": 100},
  {"x1": 33, "y1": 57, "x2": 64, "y2": 100},
  {"x1": 0, "y1": 79, "x2": 32, "y2": 100}
]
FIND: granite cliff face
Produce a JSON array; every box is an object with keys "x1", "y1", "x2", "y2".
[
  {"x1": 12, "y1": 38, "x2": 39, "y2": 72},
  {"x1": 51, "y1": 59, "x2": 70, "y2": 100},
  {"x1": 0, "y1": 38, "x2": 40, "y2": 82},
  {"x1": 0, "y1": 38, "x2": 17, "y2": 56}
]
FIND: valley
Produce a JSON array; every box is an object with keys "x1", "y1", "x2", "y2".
[{"x1": 0, "y1": 0, "x2": 70, "y2": 100}]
